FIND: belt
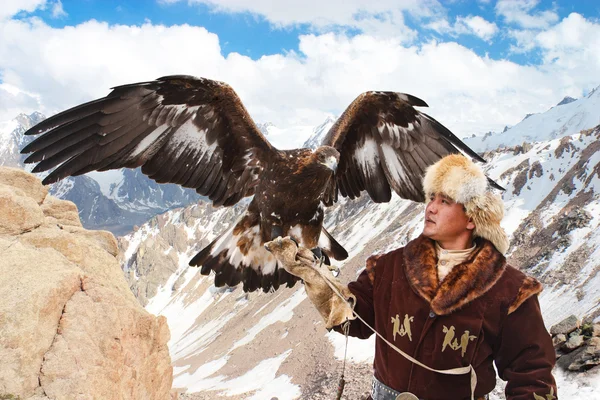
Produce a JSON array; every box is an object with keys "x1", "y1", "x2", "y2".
[
  {"x1": 371, "y1": 376, "x2": 489, "y2": 400},
  {"x1": 371, "y1": 376, "x2": 419, "y2": 400}
]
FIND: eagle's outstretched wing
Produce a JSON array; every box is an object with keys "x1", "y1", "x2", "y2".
[
  {"x1": 321, "y1": 91, "x2": 497, "y2": 205},
  {"x1": 21, "y1": 75, "x2": 275, "y2": 207}
]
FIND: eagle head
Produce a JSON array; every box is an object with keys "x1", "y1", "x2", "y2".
[{"x1": 314, "y1": 146, "x2": 340, "y2": 172}]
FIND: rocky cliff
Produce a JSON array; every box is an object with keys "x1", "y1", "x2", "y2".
[{"x1": 0, "y1": 167, "x2": 173, "y2": 400}]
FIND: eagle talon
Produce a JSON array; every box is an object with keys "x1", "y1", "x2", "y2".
[
  {"x1": 328, "y1": 265, "x2": 341, "y2": 277},
  {"x1": 310, "y1": 247, "x2": 330, "y2": 265}
]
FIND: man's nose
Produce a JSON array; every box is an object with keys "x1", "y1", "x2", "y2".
[{"x1": 426, "y1": 201, "x2": 437, "y2": 213}]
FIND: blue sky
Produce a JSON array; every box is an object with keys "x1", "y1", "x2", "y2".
[
  {"x1": 23, "y1": 1, "x2": 303, "y2": 59},
  {"x1": 19, "y1": 0, "x2": 599, "y2": 62},
  {"x1": 1, "y1": 0, "x2": 600, "y2": 148}
]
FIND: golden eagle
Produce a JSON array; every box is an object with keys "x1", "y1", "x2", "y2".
[{"x1": 21, "y1": 75, "x2": 494, "y2": 293}]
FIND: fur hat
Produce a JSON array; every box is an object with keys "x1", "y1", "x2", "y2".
[{"x1": 422, "y1": 154, "x2": 509, "y2": 254}]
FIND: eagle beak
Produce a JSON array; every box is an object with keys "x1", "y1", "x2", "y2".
[{"x1": 322, "y1": 156, "x2": 338, "y2": 172}]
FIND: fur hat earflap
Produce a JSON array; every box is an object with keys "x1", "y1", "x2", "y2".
[{"x1": 423, "y1": 154, "x2": 509, "y2": 254}]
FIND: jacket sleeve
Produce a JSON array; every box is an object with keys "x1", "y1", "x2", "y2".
[
  {"x1": 332, "y1": 253, "x2": 381, "y2": 339},
  {"x1": 494, "y1": 295, "x2": 557, "y2": 400},
  {"x1": 342, "y1": 268, "x2": 376, "y2": 339}
]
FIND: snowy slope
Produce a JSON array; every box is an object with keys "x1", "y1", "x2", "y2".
[
  {"x1": 302, "y1": 114, "x2": 337, "y2": 149},
  {"x1": 465, "y1": 86, "x2": 600, "y2": 152},
  {"x1": 0, "y1": 119, "x2": 19, "y2": 162},
  {"x1": 119, "y1": 125, "x2": 600, "y2": 399},
  {"x1": 0, "y1": 112, "x2": 44, "y2": 168}
]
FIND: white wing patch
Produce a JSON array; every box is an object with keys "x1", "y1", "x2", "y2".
[
  {"x1": 354, "y1": 138, "x2": 380, "y2": 178},
  {"x1": 130, "y1": 100, "x2": 211, "y2": 161},
  {"x1": 168, "y1": 118, "x2": 217, "y2": 159},
  {"x1": 378, "y1": 122, "x2": 415, "y2": 149},
  {"x1": 380, "y1": 143, "x2": 417, "y2": 193},
  {"x1": 209, "y1": 215, "x2": 278, "y2": 276},
  {"x1": 129, "y1": 125, "x2": 170, "y2": 158},
  {"x1": 287, "y1": 225, "x2": 305, "y2": 246}
]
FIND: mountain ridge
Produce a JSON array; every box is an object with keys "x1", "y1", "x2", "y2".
[{"x1": 465, "y1": 84, "x2": 600, "y2": 153}]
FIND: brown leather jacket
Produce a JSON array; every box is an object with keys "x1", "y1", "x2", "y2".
[{"x1": 340, "y1": 235, "x2": 557, "y2": 400}]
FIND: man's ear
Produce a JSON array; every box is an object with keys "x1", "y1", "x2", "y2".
[{"x1": 466, "y1": 218, "x2": 476, "y2": 231}]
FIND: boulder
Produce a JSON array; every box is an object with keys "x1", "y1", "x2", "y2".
[
  {"x1": 0, "y1": 184, "x2": 44, "y2": 235},
  {"x1": 0, "y1": 167, "x2": 48, "y2": 204},
  {"x1": 552, "y1": 334, "x2": 567, "y2": 350},
  {"x1": 550, "y1": 315, "x2": 580, "y2": 335},
  {"x1": 40, "y1": 196, "x2": 82, "y2": 227},
  {"x1": 557, "y1": 337, "x2": 600, "y2": 372},
  {"x1": 0, "y1": 167, "x2": 173, "y2": 400},
  {"x1": 562, "y1": 334, "x2": 585, "y2": 352}
]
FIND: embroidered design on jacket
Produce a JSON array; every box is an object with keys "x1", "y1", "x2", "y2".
[
  {"x1": 391, "y1": 314, "x2": 414, "y2": 342},
  {"x1": 442, "y1": 325, "x2": 477, "y2": 357},
  {"x1": 533, "y1": 387, "x2": 556, "y2": 400}
]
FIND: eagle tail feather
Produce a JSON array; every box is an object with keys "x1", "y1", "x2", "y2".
[
  {"x1": 319, "y1": 228, "x2": 348, "y2": 261},
  {"x1": 189, "y1": 214, "x2": 299, "y2": 293},
  {"x1": 189, "y1": 238, "x2": 217, "y2": 268}
]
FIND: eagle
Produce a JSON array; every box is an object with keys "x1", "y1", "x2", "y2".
[{"x1": 21, "y1": 75, "x2": 496, "y2": 293}]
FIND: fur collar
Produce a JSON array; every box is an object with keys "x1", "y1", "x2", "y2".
[{"x1": 403, "y1": 235, "x2": 506, "y2": 315}]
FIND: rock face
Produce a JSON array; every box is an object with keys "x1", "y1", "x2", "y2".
[{"x1": 0, "y1": 167, "x2": 173, "y2": 400}]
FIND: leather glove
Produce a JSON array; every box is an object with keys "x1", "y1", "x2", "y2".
[{"x1": 265, "y1": 236, "x2": 356, "y2": 329}]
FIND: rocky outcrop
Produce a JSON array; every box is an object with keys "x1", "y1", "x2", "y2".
[
  {"x1": 0, "y1": 167, "x2": 173, "y2": 400},
  {"x1": 551, "y1": 315, "x2": 600, "y2": 372}
]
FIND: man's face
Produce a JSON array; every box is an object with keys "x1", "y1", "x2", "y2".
[{"x1": 423, "y1": 193, "x2": 475, "y2": 246}]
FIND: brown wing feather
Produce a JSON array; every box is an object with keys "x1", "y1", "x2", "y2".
[
  {"x1": 322, "y1": 91, "x2": 489, "y2": 204},
  {"x1": 21, "y1": 75, "x2": 274, "y2": 207}
]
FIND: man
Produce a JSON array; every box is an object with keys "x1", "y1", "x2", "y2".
[{"x1": 266, "y1": 154, "x2": 557, "y2": 400}]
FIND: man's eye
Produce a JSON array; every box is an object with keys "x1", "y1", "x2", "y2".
[{"x1": 442, "y1": 199, "x2": 448, "y2": 204}]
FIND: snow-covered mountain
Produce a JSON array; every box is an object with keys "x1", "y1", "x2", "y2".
[
  {"x1": 119, "y1": 122, "x2": 600, "y2": 397},
  {"x1": 302, "y1": 114, "x2": 337, "y2": 149},
  {"x1": 0, "y1": 112, "x2": 202, "y2": 235},
  {"x1": 0, "y1": 112, "x2": 45, "y2": 167},
  {"x1": 465, "y1": 85, "x2": 600, "y2": 152}
]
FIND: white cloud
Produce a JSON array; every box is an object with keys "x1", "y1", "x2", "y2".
[
  {"x1": 506, "y1": 28, "x2": 538, "y2": 53},
  {"x1": 509, "y1": 12, "x2": 600, "y2": 86},
  {"x1": 0, "y1": 0, "x2": 47, "y2": 20},
  {"x1": 428, "y1": 15, "x2": 498, "y2": 42},
  {"x1": 0, "y1": 5, "x2": 599, "y2": 150},
  {"x1": 162, "y1": 0, "x2": 444, "y2": 41},
  {"x1": 0, "y1": 0, "x2": 66, "y2": 21},
  {"x1": 51, "y1": 0, "x2": 67, "y2": 18},
  {"x1": 0, "y1": 19, "x2": 226, "y2": 114},
  {"x1": 0, "y1": 83, "x2": 41, "y2": 121},
  {"x1": 460, "y1": 15, "x2": 498, "y2": 41},
  {"x1": 496, "y1": 0, "x2": 559, "y2": 29}
]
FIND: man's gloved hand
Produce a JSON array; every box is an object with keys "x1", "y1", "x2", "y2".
[{"x1": 265, "y1": 236, "x2": 356, "y2": 330}]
